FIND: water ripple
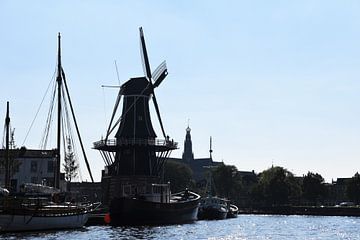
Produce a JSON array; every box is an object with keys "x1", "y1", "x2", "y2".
[{"x1": 2, "y1": 215, "x2": 360, "y2": 240}]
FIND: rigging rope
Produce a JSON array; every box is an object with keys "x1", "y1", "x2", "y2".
[
  {"x1": 61, "y1": 77, "x2": 81, "y2": 182},
  {"x1": 40, "y1": 79, "x2": 57, "y2": 149},
  {"x1": 62, "y1": 67, "x2": 94, "y2": 182},
  {"x1": 23, "y1": 70, "x2": 57, "y2": 146}
]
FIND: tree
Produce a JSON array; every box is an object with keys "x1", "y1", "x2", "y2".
[
  {"x1": 253, "y1": 166, "x2": 301, "y2": 206},
  {"x1": 212, "y1": 164, "x2": 242, "y2": 201},
  {"x1": 1, "y1": 129, "x2": 22, "y2": 190},
  {"x1": 164, "y1": 160, "x2": 194, "y2": 192},
  {"x1": 346, "y1": 172, "x2": 360, "y2": 204},
  {"x1": 302, "y1": 172, "x2": 327, "y2": 205},
  {"x1": 63, "y1": 139, "x2": 79, "y2": 184}
]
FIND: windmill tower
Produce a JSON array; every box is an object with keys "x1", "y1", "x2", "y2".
[{"x1": 94, "y1": 28, "x2": 177, "y2": 204}]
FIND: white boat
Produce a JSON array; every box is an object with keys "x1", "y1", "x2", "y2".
[{"x1": 0, "y1": 195, "x2": 99, "y2": 232}]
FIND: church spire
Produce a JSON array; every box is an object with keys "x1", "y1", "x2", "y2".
[{"x1": 182, "y1": 124, "x2": 194, "y2": 162}]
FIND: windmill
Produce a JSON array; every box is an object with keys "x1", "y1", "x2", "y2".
[
  {"x1": 94, "y1": 27, "x2": 177, "y2": 178},
  {"x1": 93, "y1": 28, "x2": 200, "y2": 225}
]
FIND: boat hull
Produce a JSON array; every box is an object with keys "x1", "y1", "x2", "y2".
[
  {"x1": 227, "y1": 211, "x2": 238, "y2": 218},
  {"x1": 198, "y1": 207, "x2": 228, "y2": 220},
  {"x1": 109, "y1": 197, "x2": 199, "y2": 225},
  {"x1": 0, "y1": 213, "x2": 88, "y2": 232}
]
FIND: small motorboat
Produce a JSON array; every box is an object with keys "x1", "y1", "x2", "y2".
[{"x1": 198, "y1": 196, "x2": 228, "y2": 220}]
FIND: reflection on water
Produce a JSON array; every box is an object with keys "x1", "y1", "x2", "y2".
[{"x1": 2, "y1": 215, "x2": 360, "y2": 240}]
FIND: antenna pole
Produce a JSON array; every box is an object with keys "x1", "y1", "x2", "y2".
[
  {"x1": 209, "y1": 136, "x2": 213, "y2": 160},
  {"x1": 55, "y1": 32, "x2": 62, "y2": 189},
  {"x1": 114, "y1": 60, "x2": 121, "y2": 85},
  {"x1": 4, "y1": 102, "x2": 10, "y2": 189}
]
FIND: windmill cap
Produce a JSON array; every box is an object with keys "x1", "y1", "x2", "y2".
[{"x1": 121, "y1": 77, "x2": 153, "y2": 96}]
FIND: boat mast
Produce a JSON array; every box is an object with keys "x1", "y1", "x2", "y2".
[
  {"x1": 4, "y1": 102, "x2": 10, "y2": 189},
  {"x1": 55, "y1": 33, "x2": 62, "y2": 189}
]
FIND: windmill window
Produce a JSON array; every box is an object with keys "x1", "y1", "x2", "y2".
[{"x1": 138, "y1": 116, "x2": 143, "y2": 121}]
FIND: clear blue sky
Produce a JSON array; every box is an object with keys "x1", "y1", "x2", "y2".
[{"x1": 1, "y1": 1, "x2": 360, "y2": 182}]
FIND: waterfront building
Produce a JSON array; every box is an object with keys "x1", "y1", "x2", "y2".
[{"x1": 0, "y1": 147, "x2": 66, "y2": 191}]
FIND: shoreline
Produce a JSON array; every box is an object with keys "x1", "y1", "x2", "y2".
[{"x1": 238, "y1": 206, "x2": 360, "y2": 217}]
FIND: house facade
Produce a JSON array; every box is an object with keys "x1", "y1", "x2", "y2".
[{"x1": 0, "y1": 147, "x2": 65, "y2": 191}]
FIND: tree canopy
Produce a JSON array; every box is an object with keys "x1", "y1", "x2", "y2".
[
  {"x1": 212, "y1": 164, "x2": 242, "y2": 201},
  {"x1": 302, "y1": 171, "x2": 327, "y2": 204},
  {"x1": 252, "y1": 166, "x2": 301, "y2": 206},
  {"x1": 63, "y1": 139, "x2": 79, "y2": 183},
  {"x1": 164, "y1": 160, "x2": 194, "y2": 193}
]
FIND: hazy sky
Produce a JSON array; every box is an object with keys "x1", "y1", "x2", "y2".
[{"x1": 1, "y1": 1, "x2": 360, "y2": 182}]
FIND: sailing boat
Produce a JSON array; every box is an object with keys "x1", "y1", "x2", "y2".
[
  {"x1": 0, "y1": 34, "x2": 99, "y2": 232},
  {"x1": 94, "y1": 27, "x2": 200, "y2": 225}
]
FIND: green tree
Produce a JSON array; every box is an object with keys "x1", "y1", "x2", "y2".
[
  {"x1": 253, "y1": 166, "x2": 301, "y2": 206},
  {"x1": 63, "y1": 139, "x2": 79, "y2": 183},
  {"x1": 212, "y1": 164, "x2": 242, "y2": 201},
  {"x1": 164, "y1": 160, "x2": 194, "y2": 192},
  {"x1": 346, "y1": 172, "x2": 360, "y2": 204},
  {"x1": 302, "y1": 172, "x2": 327, "y2": 205}
]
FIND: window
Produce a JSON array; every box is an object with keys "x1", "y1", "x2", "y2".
[
  {"x1": 47, "y1": 160, "x2": 54, "y2": 173},
  {"x1": 31, "y1": 161, "x2": 37, "y2": 173}
]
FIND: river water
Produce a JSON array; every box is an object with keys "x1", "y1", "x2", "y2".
[{"x1": 1, "y1": 214, "x2": 359, "y2": 240}]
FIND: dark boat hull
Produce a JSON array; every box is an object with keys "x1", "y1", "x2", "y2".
[
  {"x1": 109, "y1": 197, "x2": 199, "y2": 225},
  {"x1": 227, "y1": 210, "x2": 238, "y2": 218},
  {"x1": 198, "y1": 207, "x2": 228, "y2": 220}
]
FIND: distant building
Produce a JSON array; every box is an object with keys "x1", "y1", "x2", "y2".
[
  {"x1": 169, "y1": 126, "x2": 222, "y2": 182},
  {"x1": 328, "y1": 178, "x2": 352, "y2": 204},
  {"x1": 0, "y1": 147, "x2": 66, "y2": 191},
  {"x1": 69, "y1": 181, "x2": 102, "y2": 203}
]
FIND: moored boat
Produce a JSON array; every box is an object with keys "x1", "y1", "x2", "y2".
[
  {"x1": 0, "y1": 193, "x2": 99, "y2": 232},
  {"x1": 0, "y1": 34, "x2": 98, "y2": 232},
  {"x1": 109, "y1": 188, "x2": 200, "y2": 225},
  {"x1": 198, "y1": 196, "x2": 228, "y2": 220}
]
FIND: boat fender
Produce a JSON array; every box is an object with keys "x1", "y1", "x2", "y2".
[{"x1": 104, "y1": 213, "x2": 111, "y2": 224}]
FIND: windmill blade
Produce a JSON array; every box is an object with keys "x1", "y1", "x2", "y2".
[
  {"x1": 139, "y1": 27, "x2": 166, "y2": 139},
  {"x1": 152, "y1": 61, "x2": 168, "y2": 88},
  {"x1": 152, "y1": 92, "x2": 166, "y2": 139},
  {"x1": 105, "y1": 90, "x2": 123, "y2": 140},
  {"x1": 139, "y1": 27, "x2": 152, "y2": 80}
]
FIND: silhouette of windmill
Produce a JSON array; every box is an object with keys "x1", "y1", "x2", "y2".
[{"x1": 94, "y1": 27, "x2": 177, "y2": 177}]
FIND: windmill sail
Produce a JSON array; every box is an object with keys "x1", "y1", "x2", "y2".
[{"x1": 153, "y1": 61, "x2": 168, "y2": 88}]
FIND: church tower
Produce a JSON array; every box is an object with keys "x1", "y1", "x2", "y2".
[{"x1": 182, "y1": 126, "x2": 194, "y2": 163}]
